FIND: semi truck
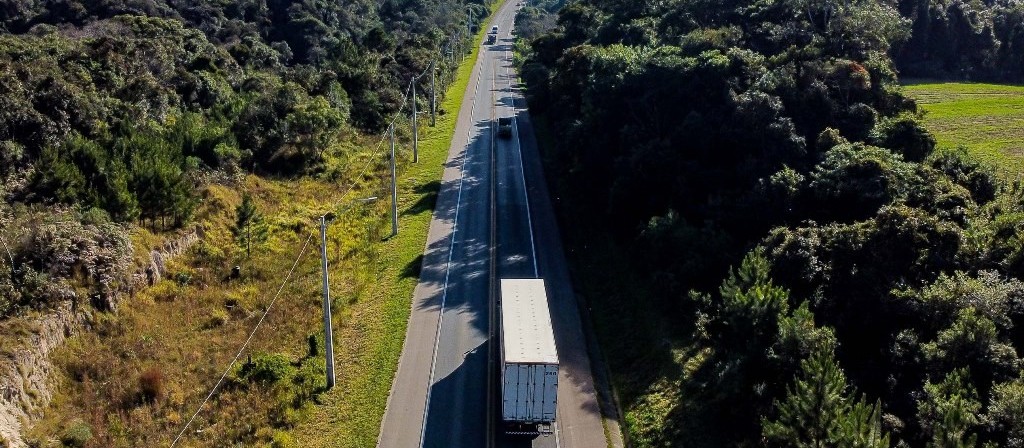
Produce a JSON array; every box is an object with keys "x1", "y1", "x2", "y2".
[{"x1": 499, "y1": 279, "x2": 559, "y2": 435}]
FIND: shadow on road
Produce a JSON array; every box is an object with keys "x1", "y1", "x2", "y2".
[
  {"x1": 412, "y1": 41, "x2": 611, "y2": 447},
  {"x1": 422, "y1": 341, "x2": 489, "y2": 448}
]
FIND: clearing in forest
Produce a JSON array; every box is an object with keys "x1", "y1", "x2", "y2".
[{"x1": 904, "y1": 81, "x2": 1024, "y2": 176}]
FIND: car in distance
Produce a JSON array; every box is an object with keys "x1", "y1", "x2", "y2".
[{"x1": 497, "y1": 117, "x2": 513, "y2": 138}]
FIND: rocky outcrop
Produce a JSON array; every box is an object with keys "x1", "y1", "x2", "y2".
[
  {"x1": 0, "y1": 227, "x2": 199, "y2": 447},
  {"x1": 143, "y1": 228, "x2": 200, "y2": 288},
  {"x1": 0, "y1": 302, "x2": 88, "y2": 447}
]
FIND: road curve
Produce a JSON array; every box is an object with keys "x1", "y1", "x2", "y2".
[{"x1": 377, "y1": 2, "x2": 622, "y2": 447}]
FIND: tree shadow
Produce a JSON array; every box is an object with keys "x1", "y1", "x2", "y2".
[
  {"x1": 422, "y1": 341, "x2": 489, "y2": 448},
  {"x1": 403, "y1": 180, "x2": 441, "y2": 217},
  {"x1": 403, "y1": 253, "x2": 424, "y2": 279}
]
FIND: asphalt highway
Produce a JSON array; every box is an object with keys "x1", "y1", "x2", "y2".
[{"x1": 378, "y1": 2, "x2": 622, "y2": 447}]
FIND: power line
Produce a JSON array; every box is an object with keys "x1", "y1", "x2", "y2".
[
  {"x1": 319, "y1": 84, "x2": 411, "y2": 220},
  {"x1": 172, "y1": 21, "x2": 471, "y2": 445},
  {"x1": 321, "y1": 26, "x2": 462, "y2": 217},
  {"x1": 170, "y1": 232, "x2": 316, "y2": 447}
]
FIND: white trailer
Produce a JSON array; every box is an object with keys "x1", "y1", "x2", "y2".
[{"x1": 499, "y1": 279, "x2": 559, "y2": 434}]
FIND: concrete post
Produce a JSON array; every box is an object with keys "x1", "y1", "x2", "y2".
[
  {"x1": 319, "y1": 216, "x2": 336, "y2": 389},
  {"x1": 431, "y1": 60, "x2": 437, "y2": 127},
  {"x1": 390, "y1": 124, "x2": 399, "y2": 236},
  {"x1": 412, "y1": 80, "x2": 419, "y2": 163}
]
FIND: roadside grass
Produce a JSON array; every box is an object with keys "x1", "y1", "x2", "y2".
[
  {"x1": 290, "y1": 8, "x2": 501, "y2": 444},
  {"x1": 26, "y1": 173, "x2": 389, "y2": 447},
  {"x1": 25, "y1": 3, "x2": 502, "y2": 447},
  {"x1": 904, "y1": 81, "x2": 1024, "y2": 176}
]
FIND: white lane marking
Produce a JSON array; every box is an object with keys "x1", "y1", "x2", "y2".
[
  {"x1": 418, "y1": 54, "x2": 485, "y2": 448},
  {"x1": 507, "y1": 15, "x2": 557, "y2": 448},
  {"x1": 505, "y1": 46, "x2": 539, "y2": 278}
]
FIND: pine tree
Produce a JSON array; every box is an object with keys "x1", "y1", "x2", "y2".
[
  {"x1": 233, "y1": 193, "x2": 268, "y2": 258},
  {"x1": 763, "y1": 347, "x2": 890, "y2": 448},
  {"x1": 917, "y1": 369, "x2": 981, "y2": 448}
]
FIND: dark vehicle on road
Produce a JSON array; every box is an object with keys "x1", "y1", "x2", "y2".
[
  {"x1": 486, "y1": 34, "x2": 496, "y2": 44},
  {"x1": 497, "y1": 117, "x2": 513, "y2": 138}
]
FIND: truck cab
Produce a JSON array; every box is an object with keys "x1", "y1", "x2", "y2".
[{"x1": 497, "y1": 117, "x2": 513, "y2": 138}]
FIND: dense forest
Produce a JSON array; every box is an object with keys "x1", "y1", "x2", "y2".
[
  {"x1": 895, "y1": 0, "x2": 1024, "y2": 81},
  {"x1": 520, "y1": 0, "x2": 1024, "y2": 446},
  {"x1": 0, "y1": 0, "x2": 489, "y2": 318}
]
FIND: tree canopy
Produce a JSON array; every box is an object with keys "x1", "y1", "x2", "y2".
[
  {"x1": 1, "y1": 0, "x2": 490, "y2": 229},
  {"x1": 520, "y1": 0, "x2": 1024, "y2": 446}
]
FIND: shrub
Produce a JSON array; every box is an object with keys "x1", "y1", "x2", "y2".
[
  {"x1": 60, "y1": 419, "x2": 92, "y2": 447},
  {"x1": 237, "y1": 353, "x2": 294, "y2": 385},
  {"x1": 204, "y1": 309, "x2": 229, "y2": 329},
  {"x1": 293, "y1": 358, "x2": 327, "y2": 403},
  {"x1": 192, "y1": 240, "x2": 227, "y2": 266},
  {"x1": 149, "y1": 281, "x2": 181, "y2": 303},
  {"x1": 139, "y1": 367, "x2": 165, "y2": 403},
  {"x1": 271, "y1": 431, "x2": 296, "y2": 448}
]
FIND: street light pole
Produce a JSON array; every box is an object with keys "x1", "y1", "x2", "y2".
[
  {"x1": 412, "y1": 79, "x2": 419, "y2": 163},
  {"x1": 319, "y1": 215, "x2": 336, "y2": 389},
  {"x1": 389, "y1": 124, "x2": 399, "y2": 237},
  {"x1": 430, "y1": 60, "x2": 437, "y2": 127},
  {"x1": 317, "y1": 196, "x2": 376, "y2": 390}
]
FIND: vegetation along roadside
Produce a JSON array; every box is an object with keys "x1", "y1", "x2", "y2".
[
  {"x1": 0, "y1": 0, "x2": 501, "y2": 446},
  {"x1": 517, "y1": 0, "x2": 1024, "y2": 447}
]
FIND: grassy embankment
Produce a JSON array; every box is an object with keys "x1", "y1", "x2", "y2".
[
  {"x1": 292, "y1": 2, "x2": 502, "y2": 444},
  {"x1": 904, "y1": 81, "x2": 1024, "y2": 177},
  {"x1": 26, "y1": 3, "x2": 502, "y2": 447}
]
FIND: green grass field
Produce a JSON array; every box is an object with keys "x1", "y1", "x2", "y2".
[{"x1": 904, "y1": 81, "x2": 1024, "y2": 176}]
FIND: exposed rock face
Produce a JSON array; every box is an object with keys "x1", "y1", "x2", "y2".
[
  {"x1": 0, "y1": 227, "x2": 199, "y2": 447},
  {"x1": 0, "y1": 302, "x2": 87, "y2": 447},
  {"x1": 144, "y1": 229, "x2": 200, "y2": 288}
]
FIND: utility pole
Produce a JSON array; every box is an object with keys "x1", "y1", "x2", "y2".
[
  {"x1": 319, "y1": 216, "x2": 336, "y2": 389},
  {"x1": 412, "y1": 79, "x2": 419, "y2": 163},
  {"x1": 389, "y1": 124, "x2": 399, "y2": 237},
  {"x1": 465, "y1": 10, "x2": 472, "y2": 62},
  {"x1": 430, "y1": 59, "x2": 437, "y2": 127}
]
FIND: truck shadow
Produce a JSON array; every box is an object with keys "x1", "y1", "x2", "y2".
[{"x1": 422, "y1": 341, "x2": 490, "y2": 448}]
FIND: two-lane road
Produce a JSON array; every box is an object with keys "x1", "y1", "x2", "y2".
[{"x1": 378, "y1": 1, "x2": 622, "y2": 447}]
